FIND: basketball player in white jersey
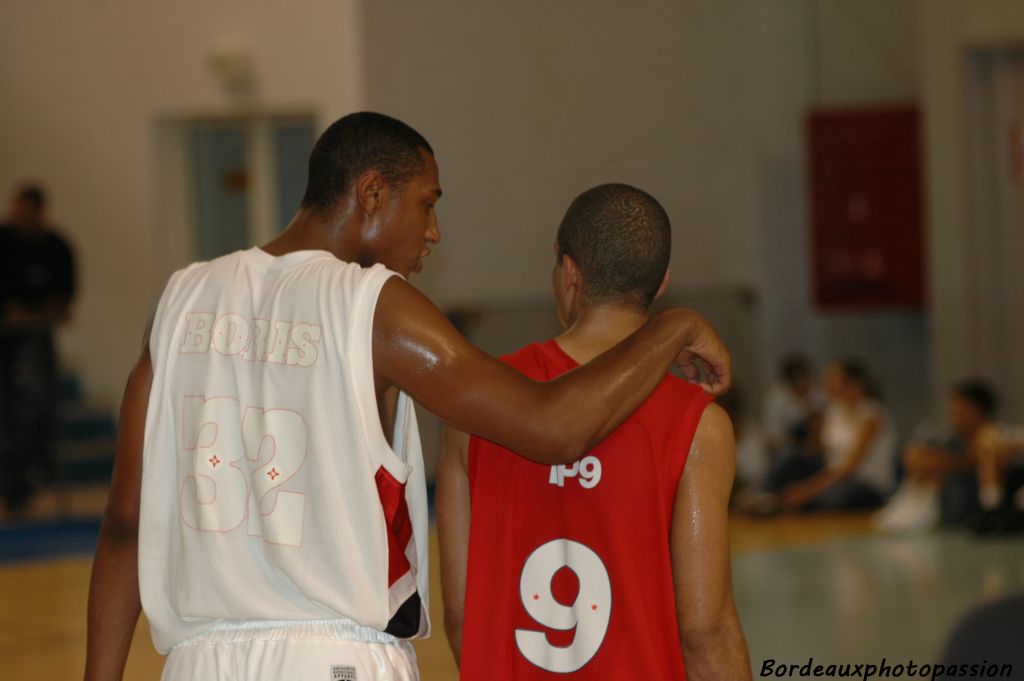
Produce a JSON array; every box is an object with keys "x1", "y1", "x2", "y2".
[{"x1": 83, "y1": 112, "x2": 731, "y2": 681}]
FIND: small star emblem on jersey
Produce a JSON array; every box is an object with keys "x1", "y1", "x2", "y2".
[
  {"x1": 532, "y1": 594, "x2": 540, "y2": 600},
  {"x1": 591, "y1": 604, "x2": 598, "y2": 611},
  {"x1": 267, "y1": 467, "x2": 280, "y2": 480},
  {"x1": 208, "y1": 455, "x2": 220, "y2": 467}
]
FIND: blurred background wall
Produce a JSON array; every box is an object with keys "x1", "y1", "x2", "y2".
[
  {"x1": 0, "y1": 0, "x2": 1022, "y2": 435},
  {"x1": 0, "y1": 0, "x2": 365, "y2": 407},
  {"x1": 363, "y1": 0, "x2": 929, "y2": 437},
  {"x1": 922, "y1": 0, "x2": 1024, "y2": 421}
]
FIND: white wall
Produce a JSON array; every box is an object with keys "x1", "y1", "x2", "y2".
[
  {"x1": 921, "y1": 0, "x2": 1024, "y2": 420},
  {"x1": 798, "y1": 0, "x2": 928, "y2": 432},
  {"x1": 364, "y1": 0, "x2": 804, "y2": 305},
  {"x1": 0, "y1": 0, "x2": 365, "y2": 407},
  {"x1": 3, "y1": 0, "x2": 1001, "y2": 433},
  {"x1": 363, "y1": 0, "x2": 810, "y2": 415},
  {"x1": 809, "y1": 0, "x2": 919, "y2": 104},
  {"x1": 363, "y1": 0, "x2": 929, "y2": 432}
]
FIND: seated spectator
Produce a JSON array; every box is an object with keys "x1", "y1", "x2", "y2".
[
  {"x1": 720, "y1": 384, "x2": 769, "y2": 493},
  {"x1": 761, "y1": 354, "x2": 821, "y2": 461},
  {"x1": 970, "y1": 420, "x2": 1024, "y2": 535},
  {"x1": 763, "y1": 359, "x2": 895, "y2": 512},
  {"x1": 874, "y1": 380, "x2": 997, "y2": 533}
]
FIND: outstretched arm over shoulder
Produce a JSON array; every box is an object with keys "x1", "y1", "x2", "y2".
[
  {"x1": 672, "y1": 403, "x2": 751, "y2": 681},
  {"x1": 372, "y1": 278, "x2": 730, "y2": 465}
]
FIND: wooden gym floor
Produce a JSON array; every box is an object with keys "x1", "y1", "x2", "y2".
[{"x1": 3, "y1": 489, "x2": 1022, "y2": 679}]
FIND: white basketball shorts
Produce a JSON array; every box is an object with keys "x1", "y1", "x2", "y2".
[{"x1": 161, "y1": 619, "x2": 419, "y2": 681}]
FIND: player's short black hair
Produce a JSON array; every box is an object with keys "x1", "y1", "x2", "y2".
[
  {"x1": 952, "y1": 379, "x2": 999, "y2": 418},
  {"x1": 556, "y1": 183, "x2": 671, "y2": 311},
  {"x1": 301, "y1": 112, "x2": 433, "y2": 214},
  {"x1": 16, "y1": 184, "x2": 45, "y2": 210}
]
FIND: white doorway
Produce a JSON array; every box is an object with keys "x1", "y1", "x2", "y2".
[
  {"x1": 965, "y1": 48, "x2": 1024, "y2": 420},
  {"x1": 155, "y1": 112, "x2": 316, "y2": 275}
]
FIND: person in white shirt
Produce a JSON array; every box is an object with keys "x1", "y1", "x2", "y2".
[
  {"x1": 875, "y1": 380, "x2": 998, "y2": 533},
  {"x1": 971, "y1": 419, "x2": 1024, "y2": 534},
  {"x1": 767, "y1": 359, "x2": 895, "y2": 511},
  {"x1": 761, "y1": 355, "x2": 820, "y2": 461}
]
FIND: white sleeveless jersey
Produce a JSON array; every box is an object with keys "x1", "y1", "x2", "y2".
[{"x1": 139, "y1": 248, "x2": 430, "y2": 653}]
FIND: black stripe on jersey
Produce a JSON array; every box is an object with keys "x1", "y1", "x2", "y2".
[{"x1": 385, "y1": 591, "x2": 421, "y2": 638}]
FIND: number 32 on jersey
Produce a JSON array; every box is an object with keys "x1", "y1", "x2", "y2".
[
  {"x1": 180, "y1": 395, "x2": 308, "y2": 546},
  {"x1": 516, "y1": 539, "x2": 612, "y2": 673}
]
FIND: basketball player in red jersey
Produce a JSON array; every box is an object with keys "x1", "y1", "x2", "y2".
[
  {"x1": 84, "y1": 115, "x2": 732, "y2": 681},
  {"x1": 439, "y1": 184, "x2": 751, "y2": 680}
]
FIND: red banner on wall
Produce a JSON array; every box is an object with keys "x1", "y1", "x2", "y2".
[{"x1": 806, "y1": 105, "x2": 927, "y2": 309}]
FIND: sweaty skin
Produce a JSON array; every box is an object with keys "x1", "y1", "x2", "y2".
[
  {"x1": 671, "y1": 405, "x2": 751, "y2": 681},
  {"x1": 84, "y1": 150, "x2": 731, "y2": 681},
  {"x1": 372, "y1": 278, "x2": 724, "y2": 464}
]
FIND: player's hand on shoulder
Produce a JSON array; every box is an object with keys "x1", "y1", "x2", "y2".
[{"x1": 668, "y1": 308, "x2": 731, "y2": 397}]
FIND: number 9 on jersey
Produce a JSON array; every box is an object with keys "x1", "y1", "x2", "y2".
[{"x1": 515, "y1": 538, "x2": 612, "y2": 673}]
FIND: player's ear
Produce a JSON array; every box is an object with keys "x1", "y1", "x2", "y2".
[
  {"x1": 561, "y1": 254, "x2": 581, "y2": 294},
  {"x1": 355, "y1": 169, "x2": 387, "y2": 215},
  {"x1": 654, "y1": 268, "x2": 671, "y2": 301}
]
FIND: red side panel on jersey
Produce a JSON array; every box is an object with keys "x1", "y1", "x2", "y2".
[
  {"x1": 375, "y1": 465, "x2": 421, "y2": 638},
  {"x1": 375, "y1": 466, "x2": 413, "y2": 587},
  {"x1": 462, "y1": 339, "x2": 711, "y2": 679}
]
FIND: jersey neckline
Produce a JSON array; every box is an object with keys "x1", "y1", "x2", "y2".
[
  {"x1": 245, "y1": 246, "x2": 336, "y2": 269},
  {"x1": 544, "y1": 338, "x2": 581, "y2": 369}
]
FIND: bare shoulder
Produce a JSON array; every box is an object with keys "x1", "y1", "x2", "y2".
[
  {"x1": 372, "y1": 275, "x2": 461, "y2": 378},
  {"x1": 377, "y1": 273, "x2": 432, "y2": 308},
  {"x1": 692, "y1": 402, "x2": 735, "y2": 455},
  {"x1": 373, "y1": 275, "x2": 452, "y2": 344},
  {"x1": 680, "y1": 401, "x2": 736, "y2": 489}
]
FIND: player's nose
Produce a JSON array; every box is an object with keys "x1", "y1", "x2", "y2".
[{"x1": 426, "y1": 220, "x2": 441, "y2": 244}]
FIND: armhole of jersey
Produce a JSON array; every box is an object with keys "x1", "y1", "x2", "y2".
[
  {"x1": 348, "y1": 265, "x2": 412, "y2": 483},
  {"x1": 464, "y1": 349, "x2": 526, "y2": 496},
  {"x1": 391, "y1": 390, "x2": 420, "y2": 461}
]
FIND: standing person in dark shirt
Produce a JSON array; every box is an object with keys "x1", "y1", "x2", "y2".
[{"x1": 0, "y1": 183, "x2": 76, "y2": 513}]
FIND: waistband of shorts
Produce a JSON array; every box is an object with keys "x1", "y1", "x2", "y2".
[{"x1": 173, "y1": 618, "x2": 405, "y2": 648}]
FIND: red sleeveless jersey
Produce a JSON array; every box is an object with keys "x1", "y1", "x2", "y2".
[{"x1": 460, "y1": 339, "x2": 711, "y2": 680}]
